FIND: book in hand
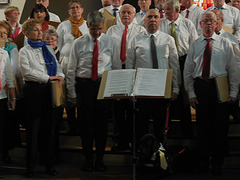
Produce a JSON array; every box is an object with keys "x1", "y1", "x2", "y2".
[
  {"x1": 215, "y1": 76, "x2": 229, "y2": 103},
  {"x1": 97, "y1": 68, "x2": 173, "y2": 99}
]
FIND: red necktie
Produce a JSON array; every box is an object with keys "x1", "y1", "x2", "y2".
[
  {"x1": 202, "y1": 38, "x2": 212, "y2": 80},
  {"x1": 159, "y1": 10, "x2": 164, "y2": 18},
  {"x1": 185, "y1": 10, "x2": 189, "y2": 18},
  {"x1": 120, "y1": 26, "x2": 127, "y2": 62},
  {"x1": 91, "y1": 38, "x2": 99, "y2": 81}
]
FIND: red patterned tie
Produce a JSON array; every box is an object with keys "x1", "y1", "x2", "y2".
[
  {"x1": 202, "y1": 38, "x2": 212, "y2": 80},
  {"x1": 91, "y1": 38, "x2": 99, "y2": 81},
  {"x1": 120, "y1": 26, "x2": 127, "y2": 62},
  {"x1": 185, "y1": 10, "x2": 189, "y2": 18},
  {"x1": 159, "y1": 10, "x2": 164, "y2": 18}
]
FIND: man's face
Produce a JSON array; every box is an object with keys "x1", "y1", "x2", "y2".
[
  {"x1": 154, "y1": 0, "x2": 166, "y2": 10},
  {"x1": 212, "y1": 10, "x2": 223, "y2": 33},
  {"x1": 200, "y1": 13, "x2": 218, "y2": 37},
  {"x1": 120, "y1": 5, "x2": 136, "y2": 26},
  {"x1": 144, "y1": 9, "x2": 161, "y2": 34},
  {"x1": 68, "y1": 2, "x2": 84, "y2": 19},
  {"x1": 163, "y1": 3, "x2": 179, "y2": 21},
  {"x1": 88, "y1": 22, "x2": 104, "y2": 39},
  {"x1": 213, "y1": 0, "x2": 225, "y2": 8},
  {"x1": 111, "y1": 0, "x2": 124, "y2": 8},
  {"x1": 102, "y1": 0, "x2": 111, "y2": 8},
  {"x1": 232, "y1": 0, "x2": 240, "y2": 10},
  {"x1": 36, "y1": 0, "x2": 49, "y2": 8},
  {"x1": 138, "y1": 0, "x2": 152, "y2": 11}
]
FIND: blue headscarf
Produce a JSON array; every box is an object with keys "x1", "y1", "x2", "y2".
[
  {"x1": 28, "y1": 39, "x2": 57, "y2": 76},
  {"x1": 4, "y1": 42, "x2": 16, "y2": 60}
]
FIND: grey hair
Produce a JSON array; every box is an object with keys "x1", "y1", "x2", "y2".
[
  {"x1": 120, "y1": 4, "x2": 136, "y2": 14},
  {"x1": 87, "y1": 11, "x2": 105, "y2": 26},
  {"x1": 202, "y1": 11, "x2": 217, "y2": 21},
  {"x1": 163, "y1": 0, "x2": 180, "y2": 12},
  {"x1": 43, "y1": 28, "x2": 58, "y2": 39}
]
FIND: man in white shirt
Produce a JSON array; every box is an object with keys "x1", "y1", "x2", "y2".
[
  {"x1": 206, "y1": 0, "x2": 240, "y2": 42},
  {"x1": 160, "y1": 0, "x2": 198, "y2": 137},
  {"x1": 66, "y1": 11, "x2": 121, "y2": 172},
  {"x1": 106, "y1": 4, "x2": 145, "y2": 151},
  {"x1": 136, "y1": 0, "x2": 152, "y2": 26},
  {"x1": 180, "y1": 0, "x2": 204, "y2": 35},
  {"x1": 230, "y1": 0, "x2": 240, "y2": 10},
  {"x1": 184, "y1": 11, "x2": 239, "y2": 175},
  {"x1": 154, "y1": 0, "x2": 166, "y2": 18},
  {"x1": 36, "y1": 0, "x2": 61, "y2": 22},
  {"x1": 126, "y1": 9, "x2": 181, "y2": 143},
  {"x1": 99, "y1": 0, "x2": 125, "y2": 24}
]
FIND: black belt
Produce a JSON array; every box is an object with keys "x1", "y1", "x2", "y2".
[
  {"x1": 194, "y1": 77, "x2": 215, "y2": 83},
  {"x1": 76, "y1": 77, "x2": 102, "y2": 82}
]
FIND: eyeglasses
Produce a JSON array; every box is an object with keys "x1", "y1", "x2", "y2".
[
  {"x1": 69, "y1": 6, "x2": 80, "y2": 10},
  {"x1": 0, "y1": 32, "x2": 8, "y2": 37},
  {"x1": 120, "y1": 11, "x2": 135, "y2": 15},
  {"x1": 201, "y1": 19, "x2": 217, "y2": 24},
  {"x1": 10, "y1": 12, "x2": 20, "y2": 15},
  {"x1": 45, "y1": 38, "x2": 57, "y2": 42}
]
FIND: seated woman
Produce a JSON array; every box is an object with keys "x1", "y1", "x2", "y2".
[
  {"x1": 4, "y1": 6, "x2": 22, "y2": 41},
  {"x1": 0, "y1": 20, "x2": 22, "y2": 165},
  {"x1": 19, "y1": 18, "x2": 64, "y2": 177}
]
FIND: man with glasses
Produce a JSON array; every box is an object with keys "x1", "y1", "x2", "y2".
[
  {"x1": 36, "y1": 0, "x2": 61, "y2": 22},
  {"x1": 136, "y1": 0, "x2": 151, "y2": 26},
  {"x1": 184, "y1": 11, "x2": 239, "y2": 175},
  {"x1": 106, "y1": 4, "x2": 145, "y2": 151},
  {"x1": 206, "y1": 0, "x2": 240, "y2": 43}
]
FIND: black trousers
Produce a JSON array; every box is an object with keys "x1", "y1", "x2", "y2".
[
  {"x1": 23, "y1": 82, "x2": 58, "y2": 170},
  {"x1": 194, "y1": 78, "x2": 229, "y2": 169},
  {"x1": 0, "y1": 98, "x2": 8, "y2": 159},
  {"x1": 76, "y1": 78, "x2": 108, "y2": 159},
  {"x1": 136, "y1": 98, "x2": 168, "y2": 143}
]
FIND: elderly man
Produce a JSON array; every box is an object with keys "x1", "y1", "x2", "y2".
[
  {"x1": 206, "y1": 0, "x2": 240, "y2": 42},
  {"x1": 36, "y1": 0, "x2": 61, "y2": 22},
  {"x1": 99, "y1": 0, "x2": 125, "y2": 24},
  {"x1": 106, "y1": 4, "x2": 145, "y2": 150},
  {"x1": 180, "y1": 0, "x2": 204, "y2": 35},
  {"x1": 126, "y1": 9, "x2": 181, "y2": 142},
  {"x1": 136, "y1": 0, "x2": 152, "y2": 26},
  {"x1": 160, "y1": 0, "x2": 198, "y2": 136},
  {"x1": 154, "y1": 0, "x2": 166, "y2": 18},
  {"x1": 230, "y1": 0, "x2": 240, "y2": 10},
  {"x1": 184, "y1": 11, "x2": 239, "y2": 175},
  {"x1": 67, "y1": 11, "x2": 121, "y2": 172}
]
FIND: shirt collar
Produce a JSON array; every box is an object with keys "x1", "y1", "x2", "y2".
[
  {"x1": 166, "y1": 14, "x2": 182, "y2": 26},
  {"x1": 213, "y1": 3, "x2": 227, "y2": 10},
  {"x1": 146, "y1": 30, "x2": 160, "y2": 38},
  {"x1": 119, "y1": 22, "x2": 133, "y2": 29},
  {"x1": 188, "y1": 3, "x2": 197, "y2": 11},
  {"x1": 110, "y1": 5, "x2": 121, "y2": 11},
  {"x1": 200, "y1": 32, "x2": 218, "y2": 41},
  {"x1": 89, "y1": 33, "x2": 103, "y2": 42},
  {"x1": 139, "y1": 10, "x2": 146, "y2": 15}
]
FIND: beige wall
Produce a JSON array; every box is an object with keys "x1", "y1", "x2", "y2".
[{"x1": 0, "y1": 0, "x2": 26, "y2": 21}]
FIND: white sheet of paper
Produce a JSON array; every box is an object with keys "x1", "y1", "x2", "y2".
[
  {"x1": 133, "y1": 68, "x2": 167, "y2": 96},
  {"x1": 103, "y1": 69, "x2": 136, "y2": 97}
]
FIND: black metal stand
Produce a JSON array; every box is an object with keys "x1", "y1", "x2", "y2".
[{"x1": 131, "y1": 96, "x2": 137, "y2": 180}]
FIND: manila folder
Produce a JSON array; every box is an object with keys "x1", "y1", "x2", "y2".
[
  {"x1": 102, "y1": 9, "x2": 116, "y2": 33},
  {"x1": 50, "y1": 80, "x2": 65, "y2": 107},
  {"x1": 215, "y1": 76, "x2": 229, "y2": 103}
]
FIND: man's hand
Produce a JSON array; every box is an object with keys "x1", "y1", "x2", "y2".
[
  {"x1": 189, "y1": 97, "x2": 198, "y2": 109},
  {"x1": 228, "y1": 97, "x2": 236, "y2": 103},
  {"x1": 170, "y1": 92, "x2": 178, "y2": 101},
  {"x1": 49, "y1": 76, "x2": 65, "y2": 87}
]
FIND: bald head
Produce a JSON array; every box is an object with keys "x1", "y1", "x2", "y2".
[{"x1": 144, "y1": 9, "x2": 161, "y2": 33}]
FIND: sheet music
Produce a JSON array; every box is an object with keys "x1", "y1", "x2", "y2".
[
  {"x1": 133, "y1": 68, "x2": 167, "y2": 96},
  {"x1": 103, "y1": 69, "x2": 136, "y2": 97}
]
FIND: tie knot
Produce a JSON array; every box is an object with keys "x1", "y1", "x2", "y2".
[
  {"x1": 215, "y1": 7, "x2": 223, "y2": 10},
  {"x1": 94, "y1": 38, "x2": 98, "y2": 43},
  {"x1": 186, "y1": 10, "x2": 190, "y2": 13},
  {"x1": 113, "y1": 8, "x2": 118, "y2": 11},
  {"x1": 142, "y1": 12, "x2": 146, "y2": 15},
  {"x1": 150, "y1": 35, "x2": 155, "y2": 39},
  {"x1": 205, "y1": 38, "x2": 212, "y2": 43},
  {"x1": 125, "y1": 26, "x2": 128, "y2": 30}
]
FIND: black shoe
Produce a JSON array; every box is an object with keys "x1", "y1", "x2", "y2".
[
  {"x1": 46, "y1": 167, "x2": 57, "y2": 175},
  {"x1": 25, "y1": 169, "x2": 34, "y2": 177},
  {"x1": 83, "y1": 159, "x2": 93, "y2": 172},
  {"x1": 2, "y1": 154, "x2": 12, "y2": 164},
  {"x1": 95, "y1": 159, "x2": 106, "y2": 172}
]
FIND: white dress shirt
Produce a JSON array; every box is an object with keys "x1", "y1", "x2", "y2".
[
  {"x1": 181, "y1": 4, "x2": 204, "y2": 36},
  {"x1": 0, "y1": 48, "x2": 15, "y2": 99},
  {"x1": 207, "y1": 3, "x2": 240, "y2": 42},
  {"x1": 19, "y1": 44, "x2": 64, "y2": 83},
  {"x1": 106, "y1": 22, "x2": 146, "y2": 65},
  {"x1": 159, "y1": 14, "x2": 198, "y2": 57},
  {"x1": 67, "y1": 33, "x2": 121, "y2": 98},
  {"x1": 56, "y1": 20, "x2": 88, "y2": 57},
  {"x1": 9, "y1": 47, "x2": 20, "y2": 76},
  {"x1": 184, "y1": 33, "x2": 239, "y2": 99},
  {"x1": 99, "y1": 5, "x2": 122, "y2": 25},
  {"x1": 48, "y1": 11, "x2": 61, "y2": 22},
  {"x1": 136, "y1": 10, "x2": 146, "y2": 27},
  {"x1": 126, "y1": 30, "x2": 181, "y2": 94}
]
